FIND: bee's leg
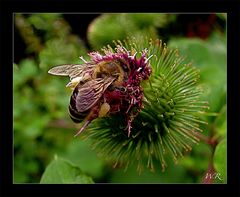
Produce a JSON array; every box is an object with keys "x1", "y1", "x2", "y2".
[
  {"x1": 74, "y1": 105, "x2": 100, "y2": 137},
  {"x1": 126, "y1": 112, "x2": 139, "y2": 137},
  {"x1": 74, "y1": 120, "x2": 91, "y2": 137},
  {"x1": 126, "y1": 97, "x2": 134, "y2": 113},
  {"x1": 103, "y1": 96, "x2": 106, "y2": 103},
  {"x1": 127, "y1": 118, "x2": 132, "y2": 137},
  {"x1": 106, "y1": 103, "x2": 119, "y2": 114}
]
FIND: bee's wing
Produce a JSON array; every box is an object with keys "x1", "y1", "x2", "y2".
[
  {"x1": 75, "y1": 77, "x2": 115, "y2": 112},
  {"x1": 48, "y1": 64, "x2": 95, "y2": 80}
]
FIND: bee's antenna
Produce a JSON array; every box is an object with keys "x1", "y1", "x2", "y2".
[{"x1": 79, "y1": 56, "x2": 88, "y2": 63}]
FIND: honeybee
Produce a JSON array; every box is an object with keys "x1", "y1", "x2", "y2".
[{"x1": 48, "y1": 59, "x2": 129, "y2": 137}]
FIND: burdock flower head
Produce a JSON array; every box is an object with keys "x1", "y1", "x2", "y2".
[
  {"x1": 48, "y1": 37, "x2": 208, "y2": 172},
  {"x1": 87, "y1": 44, "x2": 152, "y2": 137}
]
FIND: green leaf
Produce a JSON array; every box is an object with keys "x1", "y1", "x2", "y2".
[
  {"x1": 88, "y1": 14, "x2": 127, "y2": 49},
  {"x1": 61, "y1": 140, "x2": 105, "y2": 179},
  {"x1": 87, "y1": 13, "x2": 173, "y2": 49},
  {"x1": 40, "y1": 157, "x2": 94, "y2": 184},
  {"x1": 213, "y1": 139, "x2": 227, "y2": 182},
  {"x1": 214, "y1": 105, "x2": 227, "y2": 137},
  {"x1": 125, "y1": 13, "x2": 175, "y2": 29}
]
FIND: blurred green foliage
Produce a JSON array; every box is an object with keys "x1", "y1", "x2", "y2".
[
  {"x1": 14, "y1": 13, "x2": 226, "y2": 184},
  {"x1": 87, "y1": 14, "x2": 176, "y2": 49}
]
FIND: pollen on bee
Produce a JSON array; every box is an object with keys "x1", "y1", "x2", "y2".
[
  {"x1": 98, "y1": 102, "x2": 110, "y2": 117},
  {"x1": 66, "y1": 77, "x2": 82, "y2": 90}
]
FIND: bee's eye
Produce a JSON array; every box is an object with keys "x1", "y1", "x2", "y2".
[{"x1": 97, "y1": 72, "x2": 107, "y2": 78}]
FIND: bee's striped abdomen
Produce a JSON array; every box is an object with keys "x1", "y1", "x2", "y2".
[{"x1": 68, "y1": 87, "x2": 88, "y2": 123}]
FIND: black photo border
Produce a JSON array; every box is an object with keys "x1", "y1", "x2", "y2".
[{"x1": 1, "y1": 0, "x2": 240, "y2": 196}]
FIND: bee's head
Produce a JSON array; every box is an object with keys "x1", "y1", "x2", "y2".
[{"x1": 96, "y1": 60, "x2": 125, "y2": 82}]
